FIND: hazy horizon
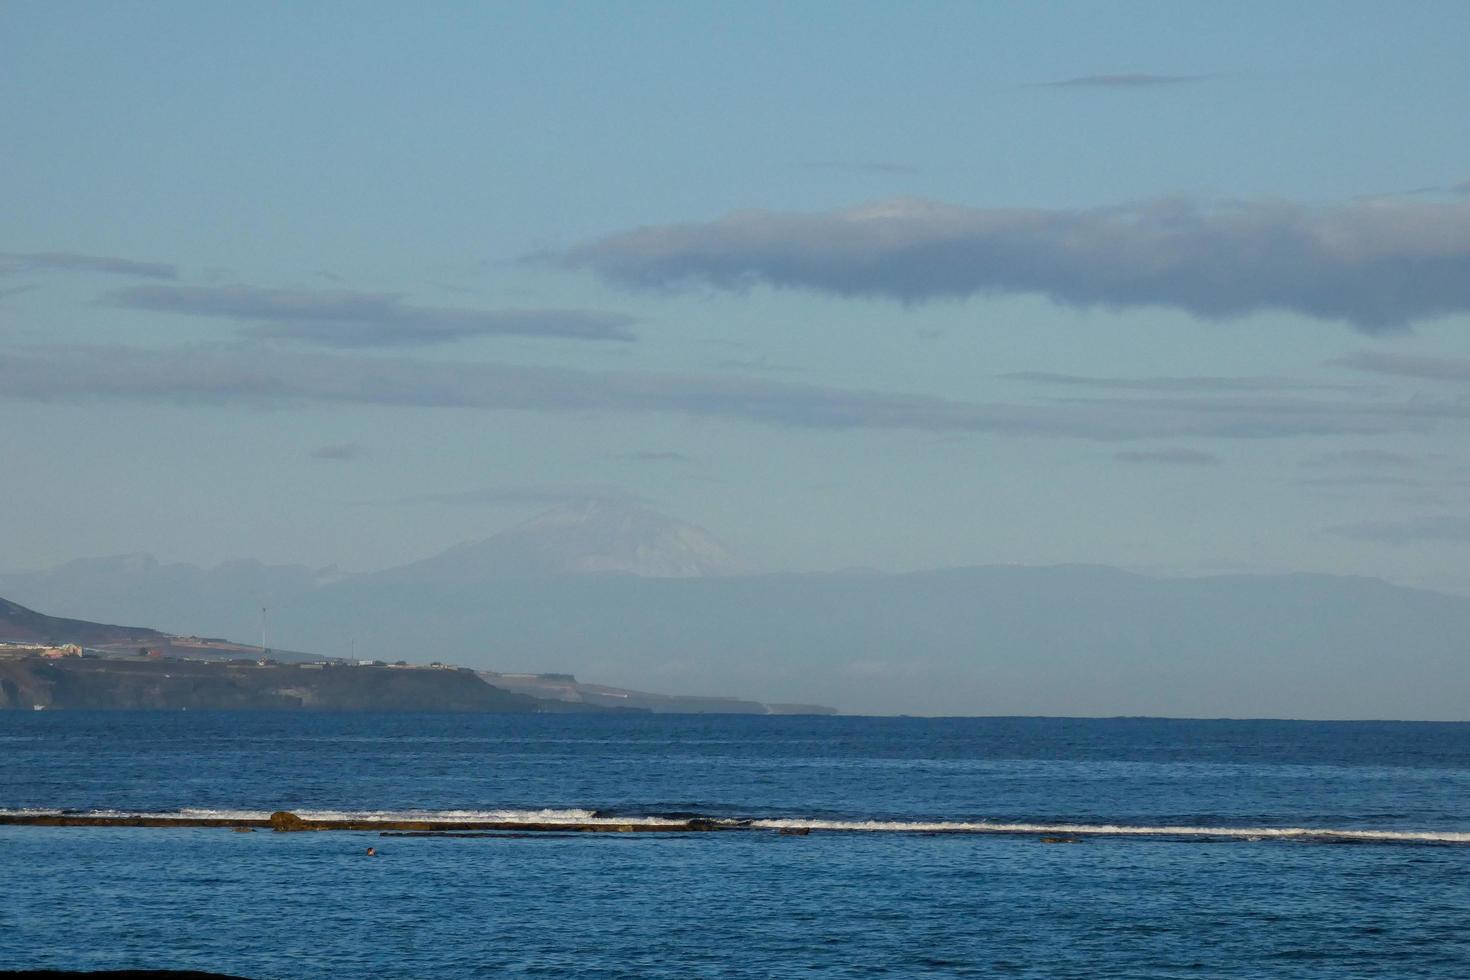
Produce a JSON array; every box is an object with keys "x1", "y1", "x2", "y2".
[{"x1": 6, "y1": 501, "x2": 1470, "y2": 720}]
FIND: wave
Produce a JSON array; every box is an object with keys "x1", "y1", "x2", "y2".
[
  {"x1": 745, "y1": 818, "x2": 1470, "y2": 843},
  {"x1": 3, "y1": 808, "x2": 1466, "y2": 842}
]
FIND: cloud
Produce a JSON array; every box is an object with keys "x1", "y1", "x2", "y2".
[
  {"x1": 1299, "y1": 475, "x2": 1426, "y2": 489},
  {"x1": 618, "y1": 451, "x2": 693, "y2": 464},
  {"x1": 0, "y1": 344, "x2": 1458, "y2": 441},
  {"x1": 374, "y1": 484, "x2": 641, "y2": 507},
  {"x1": 1004, "y1": 371, "x2": 1363, "y2": 394},
  {"x1": 1114, "y1": 448, "x2": 1219, "y2": 465},
  {"x1": 1302, "y1": 449, "x2": 1421, "y2": 468},
  {"x1": 713, "y1": 355, "x2": 801, "y2": 373},
  {"x1": 558, "y1": 196, "x2": 1470, "y2": 330},
  {"x1": 105, "y1": 284, "x2": 636, "y2": 346},
  {"x1": 1035, "y1": 73, "x2": 1209, "y2": 88},
  {"x1": 1326, "y1": 515, "x2": 1470, "y2": 544},
  {"x1": 1332, "y1": 351, "x2": 1470, "y2": 382},
  {"x1": 310, "y1": 443, "x2": 364, "y2": 461},
  {"x1": 0, "y1": 251, "x2": 176, "y2": 280}
]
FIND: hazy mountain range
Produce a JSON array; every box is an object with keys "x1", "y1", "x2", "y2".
[{"x1": 4, "y1": 502, "x2": 1468, "y2": 719}]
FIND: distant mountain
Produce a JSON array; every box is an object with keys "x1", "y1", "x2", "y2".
[
  {"x1": 0, "y1": 596, "x2": 166, "y2": 647},
  {"x1": 13, "y1": 506, "x2": 1470, "y2": 718},
  {"x1": 0, "y1": 505, "x2": 742, "y2": 638},
  {"x1": 361, "y1": 501, "x2": 747, "y2": 585},
  {"x1": 0, "y1": 554, "x2": 339, "y2": 642}
]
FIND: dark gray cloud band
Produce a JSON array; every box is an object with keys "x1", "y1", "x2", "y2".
[
  {"x1": 0, "y1": 344, "x2": 1456, "y2": 442},
  {"x1": 558, "y1": 197, "x2": 1470, "y2": 330},
  {"x1": 105, "y1": 284, "x2": 636, "y2": 346}
]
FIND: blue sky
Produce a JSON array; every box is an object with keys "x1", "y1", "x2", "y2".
[{"x1": 4, "y1": 1, "x2": 1470, "y2": 592}]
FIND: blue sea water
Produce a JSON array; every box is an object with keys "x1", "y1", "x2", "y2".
[{"x1": 1, "y1": 712, "x2": 1467, "y2": 978}]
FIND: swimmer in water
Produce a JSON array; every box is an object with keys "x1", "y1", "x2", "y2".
[{"x1": 366, "y1": 846, "x2": 377, "y2": 856}]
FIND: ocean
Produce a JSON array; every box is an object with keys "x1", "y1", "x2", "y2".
[{"x1": 2, "y1": 712, "x2": 1467, "y2": 978}]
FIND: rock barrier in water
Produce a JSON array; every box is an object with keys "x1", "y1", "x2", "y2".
[{"x1": 0, "y1": 811, "x2": 733, "y2": 834}]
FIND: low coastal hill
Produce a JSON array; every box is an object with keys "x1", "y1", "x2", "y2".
[
  {"x1": 0, "y1": 591, "x2": 821, "y2": 715},
  {"x1": 0, "y1": 594, "x2": 602, "y2": 713},
  {"x1": 0, "y1": 657, "x2": 589, "y2": 712},
  {"x1": 0, "y1": 596, "x2": 165, "y2": 647}
]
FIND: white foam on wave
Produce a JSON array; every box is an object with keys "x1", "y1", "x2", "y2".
[{"x1": 747, "y1": 818, "x2": 1470, "y2": 843}]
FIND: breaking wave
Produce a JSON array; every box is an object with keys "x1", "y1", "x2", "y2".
[{"x1": 744, "y1": 818, "x2": 1470, "y2": 843}]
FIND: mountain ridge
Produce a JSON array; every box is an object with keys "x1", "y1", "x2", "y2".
[{"x1": 6, "y1": 505, "x2": 1470, "y2": 718}]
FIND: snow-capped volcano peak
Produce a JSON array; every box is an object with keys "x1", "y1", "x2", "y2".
[{"x1": 396, "y1": 501, "x2": 747, "y2": 581}]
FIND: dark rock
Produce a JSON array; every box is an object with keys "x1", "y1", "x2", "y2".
[
  {"x1": 778, "y1": 827, "x2": 811, "y2": 836},
  {"x1": 268, "y1": 811, "x2": 308, "y2": 832}
]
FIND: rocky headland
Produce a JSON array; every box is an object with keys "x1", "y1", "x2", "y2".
[{"x1": 0, "y1": 655, "x2": 597, "y2": 712}]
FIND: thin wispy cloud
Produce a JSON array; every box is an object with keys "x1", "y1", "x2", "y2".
[
  {"x1": 558, "y1": 196, "x2": 1470, "y2": 330},
  {"x1": 1299, "y1": 474, "x2": 1426, "y2": 489},
  {"x1": 617, "y1": 451, "x2": 694, "y2": 464},
  {"x1": 1302, "y1": 449, "x2": 1421, "y2": 469},
  {"x1": 0, "y1": 251, "x2": 176, "y2": 280},
  {"x1": 1004, "y1": 371, "x2": 1365, "y2": 394},
  {"x1": 1114, "y1": 448, "x2": 1219, "y2": 465},
  {"x1": 310, "y1": 443, "x2": 364, "y2": 461},
  {"x1": 0, "y1": 344, "x2": 1458, "y2": 442},
  {"x1": 1055, "y1": 392, "x2": 1464, "y2": 439},
  {"x1": 105, "y1": 284, "x2": 636, "y2": 347},
  {"x1": 1333, "y1": 351, "x2": 1470, "y2": 382},
  {"x1": 713, "y1": 355, "x2": 801, "y2": 373},
  {"x1": 1035, "y1": 73, "x2": 1209, "y2": 89},
  {"x1": 372, "y1": 484, "x2": 642, "y2": 508},
  {"x1": 1326, "y1": 514, "x2": 1470, "y2": 544},
  {"x1": 0, "y1": 284, "x2": 38, "y2": 301},
  {"x1": 803, "y1": 161, "x2": 919, "y2": 175}
]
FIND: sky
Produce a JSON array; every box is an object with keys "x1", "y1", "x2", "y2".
[{"x1": 4, "y1": 1, "x2": 1470, "y2": 594}]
